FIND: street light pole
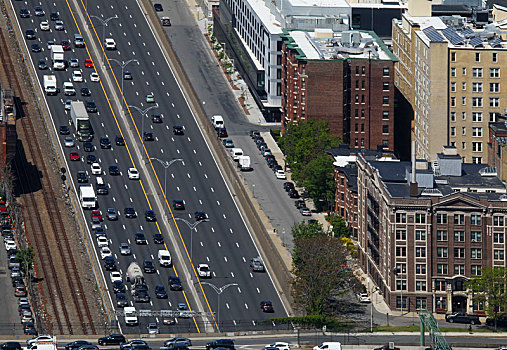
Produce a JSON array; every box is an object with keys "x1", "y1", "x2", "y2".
[
  {"x1": 174, "y1": 217, "x2": 208, "y2": 263},
  {"x1": 90, "y1": 15, "x2": 118, "y2": 66},
  {"x1": 150, "y1": 158, "x2": 183, "y2": 200},
  {"x1": 200, "y1": 282, "x2": 238, "y2": 331},
  {"x1": 108, "y1": 58, "x2": 138, "y2": 96},
  {"x1": 128, "y1": 104, "x2": 158, "y2": 150}
]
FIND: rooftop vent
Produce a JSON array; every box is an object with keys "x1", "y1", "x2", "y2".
[
  {"x1": 421, "y1": 188, "x2": 443, "y2": 197},
  {"x1": 479, "y1": 167, "x2": 498, "y2": 177},
  {"x1": 341, "y1": 31, "x2": 361, "y2": 47},
  {"x1": 442, "y1": 146, "x2": 458, "y2": 156}
]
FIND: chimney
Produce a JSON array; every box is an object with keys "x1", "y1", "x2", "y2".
[{"x1": 410, "y1": 140, "x2": 418, "y2": 197}]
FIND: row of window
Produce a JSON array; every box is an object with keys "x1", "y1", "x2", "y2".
[
  {"x1": 450, "y1": 82, "x2": 500, "y2": 93},
  {"x1": 355, "y1": 66, "x2": 390, "y2": 76},
  {"x1": 450, "y1": 67, "x2": 500, "y2": 78},
  {"x1": 450, "y1": 126, "x2": 484, "y2": 137},
  {"x1": 354, "y1": 95, "x2": 390, "y2": 105},
  {"x1": 436, "y1": 247, "x2": 482, "y2": 259},
  {"x1": 436, "y1": 263, "x2": 488, "y2": 276},
  {"x1": 450, "y1": 111, "x2": 496, "y2": 122},
  {"x1": 450, "y1": 51, "x2": 499, "y2": 64},
  {"x1": 450, "y1": 96, "x2": 500, "y2": 108},
  {"x1": 397, "y1": 213, "x2": 507, "y2": 225},
  {"x1": 354, "y1": 110, "x2": 390, "y2": 120}
]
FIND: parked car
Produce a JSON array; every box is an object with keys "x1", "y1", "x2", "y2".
[
  {"x1": 356, "y1": 293, "x2": 371, "y2": 303},
  {"x1": 445, "y1": 312, "x2": 481, "y2": 325},
  {"x1": 486, "y1": 314, "x2": 507, "y2": 328}
]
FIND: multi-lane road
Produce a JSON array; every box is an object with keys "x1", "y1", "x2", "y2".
[{"x1": 9, "y1": 0, "x2": 287, "y2": 334}]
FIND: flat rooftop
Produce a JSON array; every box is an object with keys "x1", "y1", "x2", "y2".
[{"x1": 286, "y1": 0, "x2": 350, "y2": 7}]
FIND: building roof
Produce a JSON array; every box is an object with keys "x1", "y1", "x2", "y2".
[
  {"x1": 287, "y1": 0, "x2": 350, "y2": 8},
  {"x1": 247, "y1": 0, "x2": 283, "y2": 34}
]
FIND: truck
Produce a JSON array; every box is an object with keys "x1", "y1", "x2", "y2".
[
  {"x1": 79, "y1": 184, "x2": 96, "y2": 209},
  {"x1": 126, "y1": 262, "x2": 143, "y2": 283},
  {"x1": 126, "y1": 262, "x2": 150, "y2": 303},
  {"x1": 50, "y1": 45, "x2": 65, "y2": 70},
  {"x1": 43, "y1": 75, "x2": 57, "y2": 95},
  {"x1": 211, "y1": 115, "x2": 224, "y2": 129},
  {"x1": 124, "y1": 306, "x2": 138, "y2": 326},
  {"x1": 70, "y1": 101, "x2": 94, "y2": 141},
  {"x1": 238, "y1": 155, "x2": 251, "y2": 171},
  {"x1": 26, "y1": 337, "x2": 57, "y2": 350}
]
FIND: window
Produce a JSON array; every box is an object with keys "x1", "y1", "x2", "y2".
[
  {"x1": 471, "y1": 248, "x2": 482, "y2": 259},
  {"x1": 416, "y1": 264, "x2": 426, "y2": 274},
  {"x1": 437, "y1": 264, "x2": 448, "y2": 275},
  {"x1": 416, "y1": 247, "x2": 426, "y2": 258},
  {"x1": 454, "y1": 248, "x2": 465, "y2": 258},
  {"x1": 475, "y1": 52, "x2": 480, "y2": 62},
  {"x1": 472, "y1": 142, "x2": 482, "y2": 152},
  {"x1": 494, "y1": 232, "x2": 504, "y2": 243},
  {"x1": 437, "y1": 213, "x2": 447, "y2": 224},
  {"x1": 383, "y1": 68, "x2": 389, "y2": 76},
  {"x1": 494, "y1": 249, "x2": 504, "y2": 260},
  {"x1": 471, "y1": 265, "x2": 482, "y2": 276},
  {"x1": 415, "y1": 230, "x2": 426, "y2": 240},
  {"x1": 471, "y1": 231, "x2": 482, "y2": 242},
  {"x1": 490, "y1": 97, "x2": 500, "y2": 107},
  {"x1": 395, "y1": 263, "x2": 407, "y2": 274},
  {"x1": 396, "y1": 296, "x2": 407, "y2": 309},
  {"x1": 450, "y1": 97, "x2": 456, "y2": 107},
  {"x1": 435, "y1": 280, "x2": 446, "y2": 291},
  {"x1": 416, "y1": 297, "x2": 427, "y2": 310},
  {"x1": 450, "y1": 82, "x2": 456, "y2": 92},
  {"x1": 493, "y1": 216, "x2": 504, "y2": 226},
  {"x1": 462, "y1": 67, "x2": 466, "y2": 75},
  {"x1": 437, "y1": 230, "x2": 448, "y2": 241},
  {"x1": 462, "y1": 142, "x2": 466, "y2": 150},
  {"x1": 472, "y1": 157, "x2": 482, "y2": 164},
  {"x1": 416, "y1": 281, "x2": 427, "y2": 291},
  {"x1": 490, "y1": 68, "x2": 500, "y2": 78},
  {"x1": 395, "y1": 229, "x2": 406, "y2": 240},
  {"x1": 450, "y1": 127, "x2": 456, "y2": 137},
  {"x1": 355, "y1": 80, "x2": 359, "y2": 89},
  {"x1": 491, "y1": 112, "x2": 497, "y2": 122},
  {"x1": 383, "y1": 82, "x2": 389, "y2": 91},
  {"x1": 472, "y1": 127, "x2": 483, "y2": 137},
  {"x1": 355, "y1": 95, "x2": 359, "y2": 103},
  {"x1": 382, "y1": 125, "x2": 389, "y2": 134},
  {"x1": 490, "y1": 82, "x2": 500, "y2": 93},
  {"x1": 451, "y1": 52, "x2": 456, "y2": 62},
  {"x1": 362, "y1": 66, "x2": 366, "y2": 74},
  {"x1": 436, "y1": 297, "x2": 447, "y2": 309},
  {"x1": 470, "y1": 214, "x2": 481, "y2": 225},
  {"x1": 472, "y1": 112, "x2": 482, "y2": 122},
  {"x1": 415, "y1": 213, "x2": 426, "y2": 224},
  {"x1": 462, "y1": 127, "x2": 466, "y2": 136},
  {"x1": 396, "y1": 246, "x2": 407, "y2": 257},
  {"x1": 462, "y1": 82, "x2": 466, "y2": 90},
  {"x1": 383, "y1": 96, "x2": 389, "y2": 105},
  {"x1": 472, "y1": 68, "x2": 483, "y2": 78},
  {"x1": 472, "y1": 82, "x2": 483, "y2": 92},
  {"x1": 450, "y1": 67, "x2": 456, "y2": 77},
  {"x1": 454, "y1": 214, "x2": 464, "y2": 225},
  {"x1": 462, "y1": 96, "x2": 466, "y2": 105},
  {"x1": 454, "y1": 264, "x2": 465, "y2": 275},
  {"x1": 396, "y1": 213, "x2": 406, "y2": 223},
  {"x1": 355, "y1": 66, "x2": 359, "y2": 75},
  {"x1": 462, "y1": 112, "x2": 466, "y2": 121},
  {"x1": 450, "y1": 112, "x2": 456, "y2": 122},
  {"x1": 396, "y1": 280, "x2": 407, "y2": 291},
  {"x1": 437, "y1": 247, "x2": 448, "y2": 258},
  {"x1": 454, "y1": 231, "x2": 465, "y2": 242},
  {"x1": 382, "y1": 111, "x2": 389, "y2": 120},
  {"x1": 493, "y1": 53, "x2": 498, "y2": 62}
]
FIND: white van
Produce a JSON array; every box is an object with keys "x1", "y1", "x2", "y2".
[
  {"x1": 124, "y1": 306, "x2": 138, "y2": 326},
  {"x1": 313, "y1": 343, "x2": 341, "y2": 350},
  {"x1": 211, "y1": 115, "x2": 224, "y2": 129},
  {"x1": 158, "y1": 249, "x2": 172, "y2": 267},
  {"x1": 229, "y1": 148, "x2": 243, "y2": 161}
]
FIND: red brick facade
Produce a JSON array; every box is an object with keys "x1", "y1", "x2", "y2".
[{"x1": 334, "y1": 168, "x2": 358, "y2": 239}]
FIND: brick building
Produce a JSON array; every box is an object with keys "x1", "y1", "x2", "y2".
[
  {"x1": 356, "y1": 146, "x2": 507, "y2": 314},
  {"x1": 488, "y1": 120, "x2": 507, "y2": 183},
  {"x1": 281, "y1": 29, "x2": 397, "y2": 151}
]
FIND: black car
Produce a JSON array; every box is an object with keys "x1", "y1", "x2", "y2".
[
  {"x1": 104, "y1": 256, "x2": 116, "y2": 271},
  {"x1": 86, "y1": 154, "x2": 97, "y2": 164},
  {"x1": 83, "y1": 142, "x2": 94, "y2": 152},
  {"x1": 173, "y1": 126, "x2": 184, "y2": 135},
  {"x1": 194, "y1": 211, "x2": 206, "y2": 221},
  {"x1": 50, "y1": 12, "x2": 59, "y2": 20},
  {"x1": 34, "y1": 6, "x2": 44, "y2": 16},
  {"x1": 445, "y1": 312, "x2": 481, "y2": 325},
  {"x1": 98, "y1": 334, "x2": 126, "y2": 346},
  {"x1": 206, "y1": 339, "x2": 235, "y2": 350},
  {"x1": 81, "y1": 87, "x2": 91, "y2": 96},
  {"x1": 100, "y1": 137, "x2": 111, "y2": 149},
  {"x1": 168, "y1": 276, "x2": 182, "y2": 291},
  {"x1": 143, "y1": 259, "x2": 155, "y2": 273},
  {"x1": 85, "y1": 100, "x2": 97, "y2": 113},
  {"x1": 152, "y1": 114, "x2": 162, "y2": 123},
  {"x1": 94, "y1": 227, "x2": 106, "y2": 236},
  {"x1": 288, "y1": 189, "x2": 300, "y2": 198},
  {"x1": 116, "y1": 292, "x2": 128, "y2": 308},
  {"x1": 59, "y1": 125, "x2": 70, "y2": 135},
  {"x1": 173, "y1": 199, "x2": 185, "y2": 210},
  {"x1": 260, "y1": 300, "x2": 274, "y2": 313},
  {"x1": 115, "y1": 135, "x2": 125, "y2": 146},
  {"x1": 145, "y1": 210, "x2": 156, "y2": 221},
  {"x1": 31, "y1": 44, "x2": 41, "y2": 52},
  {"x1": 65, "y1": 341, "x2": 91, "y2": 350},
  {"x1": 155, "y1": 285, "x2": 168, "y2": 299},
  {"x1": 486, "y1": 314, "x2": 507, "y2": 328},
  {"x1": 121, "y1": 340, "x2": 148, "y2": 350},
  {"x1": 123, "y1": 71, "x2": 132, "y2": 80},
  {"x1": 295, "y1": 200, "x2": 306, "y2": 209},
  {"x1": 77, "y1": 171, "x2": 88, "y2": 183},
  {"x1": 38, "y1": 59, "x2": 48, "y2": 70},
  {"x1": 1, "y1": 343, "x2": 22, "y2": 350},
  {"x1": 217, "y1": 127, "x2": 228, "y2": 138},
  {"x1": 249, "y1": 130, "x2": 260, "y2": 138},
  {"x1": 283, "y1": 182, "x2": 295, "y2": 191},
  {"x1": 19, "y1": 8, "x2": 30, "y2": 18},
  {"x1": 154, "y1": 3, "x2": 163, "y2": 11},
  {"x1": 153, "y1": 233, "x2": 164, "y2": 244},
  {"x1": 124, "y1": 207, "x2": 137, "y2": 218},
  {"x1": 134, "y1": 232, "x2": 146, "y2": 244},
  {"x1": 25, "y1": 29, "x2": 35, "y2": 40},
  {"x1": 96, "y1": 182, "x2": 108, "y2": 195},
  {"x1": 112, "y1": 280, "x2": 125, "y2": 293},
  {"x1": 143, "y1": 132, "x2": 154, "y2": 141},
  {"x1": 109, "y1": 165, "x2": 120, "y2": 176},
  {"x1": 267, "y1": 159, "x2": 278, "y2": 168}
]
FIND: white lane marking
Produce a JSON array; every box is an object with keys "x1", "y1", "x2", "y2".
[
  {"x1": 200, "y1": 242, "x2": 203, "y2": 247},
  {"x1": 242, "y1": 257, "x2": 246, "y2": 262},
  {"x1": 211, "y1": 227, "x2": 215, "y2": 233},
  {"x1": 256, "y1": 288, "x2": 260, "y2": 294},
  {"x1": 229, "y1": 228, "x2": 233, "y2": 233},
  {"x1": 193, "y1": 187, "x2": 196, "y2": 192},
  {"x1": 199, "y1": 200, "x2": 202, "y2": 205},
  {"x1": 226, "y1": 303, "x2": 230, "y2": 309},
  {"x1": 224, "y1": 256, "x2": 227, "y2": 262},
  {"x1": 217, "y1": 242, "x2": 221, "y2": 247},
  {"x1": 193, "y1": 149, "x2": 196, "y2": 154},
  {"x1": 198, "y1": 161, "x2": 202, "y2": 166},
  {"x1": 244, "y1": 303, "x2": 248, "y2": 309},
  {"x1": 204, "y1": 174, "x2": 207, "y2": 179},
  {"x1": 236, "y1": 242, "x2": 240, "y2": 248},
  {"x1": 249, "y1": 272, "x2": 253, "y2": 278},
  {"x1": 187, "y1": 173, "x2": 191, "y2": 178},
  {"x1": 238, "y1": 287, "x2": 242, "y2": 293},
  {"x1": 217, "y1": 200, "x2": 220, "y2": 206},
  {"x1": 230, "y1": 271, "x2": 234, "y2": 277},
  {"x1": 206, "y1": 256, "x2": 210, "y2": 262},
  {"x1": 223, "y1": 214, "x2": 226, "y2": 219},
  {"x1": 176, "y1": 186, "x2": 180, "y2": 191}
]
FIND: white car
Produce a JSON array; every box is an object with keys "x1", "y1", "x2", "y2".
[
  {"x1": 69, "y1": 58, "x2": 79, "y2": 68},
  {"x1": 275, "y1": 169, "x2": 286, "y2": 179},
  {"x1": 65, "y1": 99, "x2": 72, "y2": 111},
  {"x1": 64, "y1": 136, "x2": 74, "y2": 147},
  {"x1": 110, "y1": 271, "x2": 122, "y2": 283},
  {"x1": 97, "y1": 236, "x2": 108, "y2": 248},
  {"x1": 5, "y1": 240, "x2": 16, "y2": 250},
  {"x1": 27, "y1": 335, "x2": 56, "y2": 347},
  {"x1": 147, "y1": 323, "x2": 159, "y2": 334},
  {"x1": 54, "y1": 20, "x2": 64, "y2": 30},
  {"x1": 91, "y1": 162, "x2": 102, "y2": 175},
  {"x1": 63, "y1": 82, "x2": 75, "y2": 96},
  {"x1": 357, "y1": 293, "x2": 371, "y2": 303},
  {"x1": 90, "y1": 72, "x2": 100, "y2": 82},
  {"x1": 104, "y1": 38, "x2": 116, "y2": 50},
  {"x1": 266, "y1": 343, "x2": 290, "y2": 350},
  {"x1": 39, "y1": 21, "x2": 50, "y2": 31},
  {"x1": 128, "y1": 168, "x2": 139, "y2": 180},
  {"x1": 197, "y1": 264, "x2": 211, "y2": 278},
  {"x1": 72, "y1": 70, "x2": 83, "y2": 82},
  {"x1": 100, "y1": 246, "x2": 112, "y2": 259}
]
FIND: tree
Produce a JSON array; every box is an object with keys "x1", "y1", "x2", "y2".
[
  {"x1": 16, "y1": 247, "x2": 35, "y2": 277},
  {"x1": 292, "y1": 220, "x2": 322, "y2": 240},
  {"x1": 329, "y1": 215, "x2": 351, "y2": 237},
  {"x1": 466, "y1": 267, "x2": 507, "y2": 330},
  {"x1": 299, "y1": 153, "x2": 335, "y2": 211}
]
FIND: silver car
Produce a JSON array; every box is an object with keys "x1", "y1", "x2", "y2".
[
  {"x1": 120, "y1": 243, "x2": 131, "y2": 255},
  {"x1": 69, "y1": 58, "x2": 79, "y2": 68},
  {"x1": 64, "y1": 136, "x2": 74, "y2": 147},
  {"x1": 106, "y1": 208, "x2": 118, "y2": 221}
]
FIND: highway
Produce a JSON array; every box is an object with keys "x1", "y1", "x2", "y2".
[{"x1": 9, "y1": 0, "x2": 287, "y2": 334}]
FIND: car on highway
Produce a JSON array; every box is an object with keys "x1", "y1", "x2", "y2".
[
  {"x1": 123, "y1": 71, "x2": 132, "y2": 80},
  {"x1": 64, "y1": 137, "x2": 74, "y2": 147},
  {"x1": 86, "y1": 100, "x2": 97, "y2": 113},
  {"x1": 69, "y1": 152, "x2": 80, "y2": 161},
  {"x1": 59, "y1": 125, "x2": 70, "y2": 135},
  {"x1": 61, "y1": 40, "x2": 71, "y2": 50},
  {"x1": 98, "y1": 334, "x2": 126, "y2": 346},
  {"x1": 100, "y1": 137, "x2": 111, "y2": 149},
  {"x1": 104, "y1": 256, "x2": 117, "y2": 271},
  {"x1": 38, "y1": 59, "x2": 48, "y2": 70},
  {"x1": 65, "y1": 341, "x2": 92, "y2": 350},
  {"x1": 128, "y1": 168, "x2": 139, "y2": 180},
  {"x1": 155, "y1": 285, "x2": 168, "y2": 299},
  {"x1": 39, "y1": 21, "x2": 50, "y2": 31},
  {"x1": 106, "y1": 208, "x2": 118, "y2": 221},
  {"x1": 91, "y1": 163, "x2": 102, "y2": 175},
  {"x1": 164, "y1": 338, "x2": 192, "y2": 347},
  {"x1": 143, "y1": 259, "x2": 156, "y2": 273},
  {"x1": 116, "y1": 293, "x2": 128, "y2": 308},
  {"x1": 145, "y1": 94, "x2": 155, "y2": 103},
  {"x1": 91, "y1": 217, "x2": 101, "y2": 229},
  {"x1": 69, "y1": 58, "x2": 79, "y2": 68},
  {"x1": 173, "y1": 126, "x2": 184, "y2": 135},
  {"x1": 217, "y1": 127, "x2": 228, "y2": 138},
  {"x1": 100, "y1": 246, "x2": 112, "y2": 259},
  {"x1": 168, "y1": 276, "x2": 182, "y2": 291},
  {"x1": 94, "y1": 228, "x2": 105, "y2": 236},
  {"x1": 110, "y1": 271, "x2": 122, "y2": 283},
  {"x1": 19, "y1": 8, "x2": 30, "y2": 18},
  {"x1": 223, "y1": 139, "x2": 234, "y2": 148},
  {"x1": 194, "y1": 211, "x2": 206, "y2": 221},
  {"x1": 260, "y1": 300, "x2": 274, "y2": 313},
  {"x1": 135, "y1": 232, "x2": 147, "y2": 245},
  {"x1": 72, "y1": 71, "x2": 83, "y2": 82},
  {"x1": 266, "y1": 343, "x2": 290, "y2": 350},
  {"x1": 81, "y1": 87, "x2": 91, "y2": 96},
  {"x1": 143, "y1": 132, "x2": 154, "y2": 141},
  {"x1": 109, "y1": 165, "x2": 120, "y2": 176},
  {"x1": 55, "y1": 20, "x2": 64, "y2": 31},
  {"x1": 90, "y1": 72, "x2": 100, "y2": 82},
  {"x1": 197, "y1": 264, "x2": 211, "y2": 278},
  {"x1": 97, "y1": 236, "x2": 108, "y2": 248},
  {"x1": 113, "y1": 281, "x2": 125, "y2": 294},
  {"x1": 115, "y1": 135, "x2": 125, "y2": 146},
  {"x1": 50, "y1": 12, "x2": 59, "y2": 20},
  {"x1": 173, "y1": 199, "x2": 185, "y2": 210},
  {"x1": 119, "y1": 243, "x2": 131, "y2": 255},
  {"x1": 46, "y1": 40, "x2": 55, "y2": 50},
  {"x1": 63, "y1": 82, "x2": 76, "y2": 96},
  {"x1": 120, "y1": 341, "x2": 148, "y2": 350},
  {"x1": 92, "y1": 209, "x2": 103, "y2": 221},
  {"x1": 144, "y1": 210, "x2": 156, "y2": 222},
  {"x1": 76, "y1": 171, "x2": 87, "y2": 183},
  {"x1": 445, "y1": 312, "x2": 481, "y2": 324},
  {"x1": 104, "y1": 38, "x2": 116, "y2": 50},
  {"x1": 206, "y1": 339, "x2": 235, "y2": 350},
  {"x1": 31, "y1": 44, "x2": 41, "y2": 53},
  {"x1": 33, "y1": 5, "x2": 44, "y2": 16},
  {"x1": 153, "y1": 233, "x2": 164, "y2": 244},
  {"x1": 25, "y1": 29, "x2": 35, "y2": 40},
  {"x1": 250, "y1": 257, "x2": 265, "y2": 272},
  {"x1": 84, "y1": 59, "x2": 93, "y2": 68},
  {"x1": 152, "y1": 114, "x2": 162, "y2": 123},
  {"x1": 147, "y1": 323, "x2": 159, "y2": 334},
  {"x1": 83, "y1": 142, "x2": 94, "y2": 152},
  {"x1": 124, "y1": 207, "x2": 137, "y2": 218},
  {"x1": 373, "y1": 345, "x2": 400, "y2": 350},
  {"x1": 154, "y1": 3, "x2": 163, "y2": 11}
]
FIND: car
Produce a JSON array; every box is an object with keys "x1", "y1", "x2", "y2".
[
  {"x1": 59, "y1": 125, "x2": 70, "y2": 135},
  {"x1": 84, "y1": 59, "x2": 93, "y2": 68},
  {"x1": 154, "y1": 285, "x2": 168, "y2": 299},
  {"x1": 4, "y1": 240, "x2": 16, "y2": 251},
  {"x1": 100, "y1": 246, "x2": 112, "y2": 259},
  {"x1": 486, "y1": 314, "x2": 507, "y2": 328},
  {"x1": 61, "y1": 40, "x2": 71, "y2": 50},
  {"x1": 119, "y1": 243, "x2": 131, "y2": 255},
  {"x1": 80, "y1": 87, "x2": 91, "y2": 96},
  {"x1": 143, "y1": 259, "x2": 156, "y2": 273},
  {"x1": 163, "y1": 317, "x2": 176, "y2": 325},
  {"x1": 98, "y1": 335, "x2": 126, "y2": 346},
  {"x1": 250, "y1": 257, "x2": 265, "y2": 272},
  {"x1": 100, "y1": 137, "x2": 111, "y2": 149},
  {"x1": 124, "y1": 207, "x2": 137, "y2": 218},
  {"x1": 65, "y1": 341, "x2": 91, "y2": 350},
  {"x1": 223, "y1": 139, "x2": 234, "y2": 148},
  {"x1": 295, "y1": 200, "x2": 306, "y2": 209},
  {"x1": 110, "y1": 271, "x2": 122, "y2": 283},
  {"x1": 97, "y1": 176, "x2": 110, "y2": 194},
  {"x1": 104, "y1": 38, "x2": 116, "y2": 50},
  {"x1": 1, "y1": 343, "x2": 22, "y2": 350},
  {"x1": 55, "y1": 20, "x2": 64, "y2": 30},
  {"x1": 46, "y1": 40, "x2": 55, "y2": 51},
  {"x1": 260, "y1": 300, "x2": 274, "y2": 313},
  {"x1": 194, "y1": 211, "x2": 206, "y2": 221},
  {"x1": 262, "y1": 148, "x2": 272, "y2": 157},
  {"x1": 147, "y1": 323, "x2": 159, "y2": 334},
  {"x1": 104, "y1": 256, "x2": 116, "y2": 271},
  {"x1": 115, "y1": 135, "x2": 125, "y2": 146},
  {"x1": 25, "y1": 29, "x2": 35, "y2": 40},
  {"x1": 299, "y1": 207, "x2": 311, "y2": 216},
  {"x1": 153, "y1": 233, "x2": 164, "y2": 244},
  {"x1": 154, "y1": 3, "x2": 163, "y2": 11},
  {"x1": 164, "y1": 338, "x2": 192, "y2": 347},
  {"x1": 15, "y1": 285, "x2": 27, "y2": 297},
  {"x1": 120, "y1": 340, "x2": 148, "y2": 350},
  {"x1": 275, "y1": 169, "x2": 286, "y2": 179},
  {"x1": 445, "y1": 312, "x2": 481, "y2": 325},
  {"x1": 134, "y1": 232, "x2": 146, "y2": 244},
  {"x1": 70, "y1": 58, "x2": 79, "y2": 68},
  {"x1": 173, "y1": 199, "x2": 185, "y2": 210},
  {"x1": 63, "y1": 82, "x2": 76, "y2": 96},
  {"x1": 65, "y1": 99, "x2": 73, "y2": 109},
  {"x1": 86, "y1": 100, "x2": 97, "y2": 113},
  {"x1": 72, "y1": 71, "x2": 83, "y2": 82},
  {"x1": 112, "y1": 280, "x2": 125, "y2": 294},
  {"x1": 116, "y1": 292, "x2": 128, "y2": 308},
  {"x1": 38, "y1": 59, "x2": 48, "y2": 70},
  {"x1": 31, "y1": 44, "x2": 41, "y2": 53},
  {"x1": 83, "y1": 142, "x2": 94, "y2": 152},
  {"x1": 168, "y1": 276, "x2": 182, "y2": 291},
  {"x1": 109, "y1": 165, "x2": 120, "y2": 176},
  {"x1": 145, "y1": 94, "x2": 155, "y2": 103},
  {"x1": 50, "y1": 12, "x2": 59, "y2": 20},
  {"x1": 143, "y1": 132, "x2": 154, "y2": 141},
  {"x1": 86, "y1": 154, "x2": 97, "y2": 164},
  {"x1": 284, "y1": 182, "x2": 295, "y2": 191},
  {"x1": 34, "y1": 5, "x2": 44, "y2": 16},
  {"x1": 197, "y1": 263, "x2": 211, "y2": 278},
  {"x1": 144, "y1": 210, "x2": 156, "y2": 222},
  {"x1": 91, "y1": 163, "x2": 102, "y2": 175},
  {"x1": 152, "y1": 114, "x2": 162, "y2": 123},
  {"x1": 128, "y1": 168, "x2": 139, "y2": 180},
  {"x1": 91, "y1": 209, "x2": 103, "y2": 221},
  {"x1": 91, "y1": 217, "x2": 101, "y2": 230},
  {"x1": 373, "y1": 346, "x2": 400, "y2": 350},
  {"x1": 206, "y1": 339, "x2": 235, "y2": 350},
  {"x1": 266, "y1": 343, "x2": 290, "y2": 350},
  {"x1": 123, "y1": 71, "x2": 132, "y2": 80},
  {"x1": 19, "y1": 8, "x2": 30, "y2": 18},
  {"x1": 288, "y1": 189, "x2": 300, "y2": 198},
  {"x1": 90, "y1": 72, "x2": 100, "y2": 82},
  {"x1": 64, "y1": 137, "x2": 74, "y2": 147},
  {"x1": 94, "y1": 227, "x2": 106, "y2": 236},
  {"x1": 173, "y1": 126, "x2": 184, "y2": 135},
  {"x1": 356, "y1": 293, "x2": 371, "y2": 303},
  {"x1": 76, "y1": 171, "x2": 87, "y2": 183},
  {"x1": 217, "y1": 127, "x2": 228, "y2": 138}
]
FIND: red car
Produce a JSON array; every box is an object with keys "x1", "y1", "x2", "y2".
[
  {"x1": 84, "y1": 59, "x2": 93, "y2": 68},
  {"x1": 69, "y1": 152, "x2": 80, "y2": 161},
  {"x1": 91, "y1": 209, "x2": 103, "y2": 222},
  {"x1": 61, "y1": 40, "x2": 71, "y2": 50}
]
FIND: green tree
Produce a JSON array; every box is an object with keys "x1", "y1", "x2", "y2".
[
  {"x1": 329, "y1": 215, "x2": 351, "y2": 237},
  {"x1": 292, "y1": 220, "x2": 322, "y2": 240},
  {"x1": 299, "y1": 153, "x2": 335, "y2": 211},
  {"x1": 466, "y1": 267, "x2": 507, "y2": 329},
  {"x1": 16, "y1": 247, "x2": 35, "y2": 276}
]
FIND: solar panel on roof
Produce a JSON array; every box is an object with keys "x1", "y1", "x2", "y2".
[
  {"x1": 490, "y1": 37, "x2": 502, "y2": 47},
  {"x1": 442, "y1": 27, "x2": 464, "y2": 45},
  {"x1": 461, "y1": 28, "x2": 474, "y2": 37},
  {"x1": 470, "y1": 36, "x2": 483, "y2": 47},
  {"x1": 422, "y1": 26, "x2": 446, "y2": 43}
]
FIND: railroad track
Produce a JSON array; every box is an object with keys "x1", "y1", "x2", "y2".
[{"x1": 0, "y1": 27, "x2": 97, "y2": 335}]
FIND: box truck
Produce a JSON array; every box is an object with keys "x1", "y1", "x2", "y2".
[
  {"x1": 238, "y1": 155, "x2": 251, "y2": 171},
  {"x1": 50, "y1": 45, "x2": 65, "y2": 70},
  {"x1": 211, "y1": 115, "x2": 224, "y2": 129},
  {"x1": 70, "y1": 101, "x2": 93, "y2": 141},
  {"x1": 79, "y1": 185, "x2": 96, "y2": 209},
  {"x1": 43, "y1": 75, "x2": 57, "y2": 95}
]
